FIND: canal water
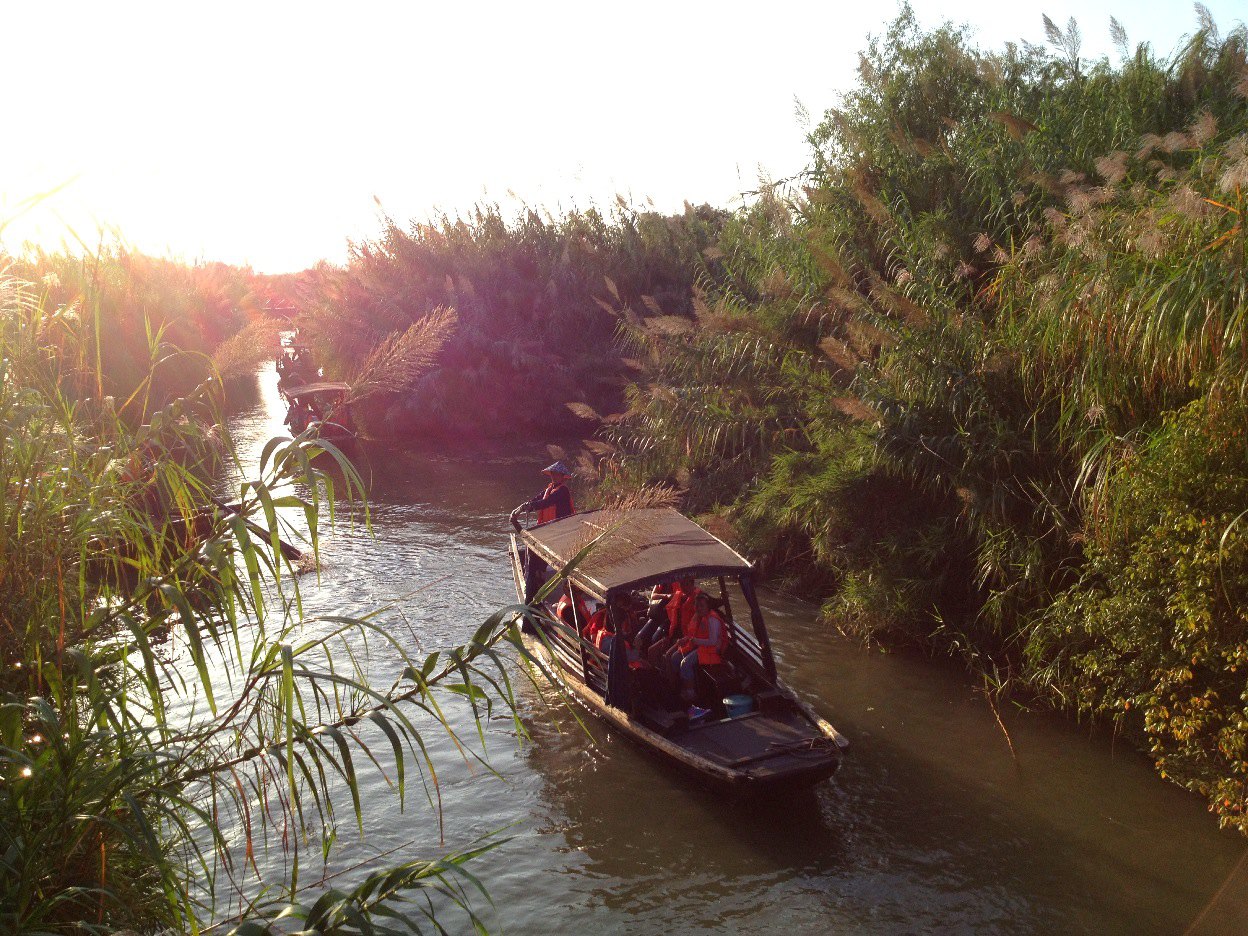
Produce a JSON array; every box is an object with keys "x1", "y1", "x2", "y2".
[{"x1": 220, "y1": 369, "x2": 1248, "y2": 934}]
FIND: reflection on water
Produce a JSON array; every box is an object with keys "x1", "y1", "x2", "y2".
[{"x1": 220, "y1": 368, "x2": 1248, "y2": 934}]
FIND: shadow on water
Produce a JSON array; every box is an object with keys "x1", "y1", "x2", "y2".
[
  {"x1": 769, "y1": 590, "x2": 1248, "y2": 935},
  {"x1": 518, "y1": 697, "x2": 1029, "y2": 934}
]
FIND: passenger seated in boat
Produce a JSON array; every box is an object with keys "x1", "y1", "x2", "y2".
[
  {"x1": 632, "y1": 583, "x2": 672, "y2": 656},
  {"x1": 617, "y1": 594, "x2": 645, "y2": 656},
  {"x1": 642, "y1": 577, "x2": 692, "y2": 665},
  {"x1": 554, "y1": 589, "x2": 589, "y2": 631},
  {"x1": 673, "y1": 593, "x2": 725, "y2": 705},
  {"x1": 644, "y1": 576, "x2": 711, "y2": 667},
  {"x1": 586, "y1": 591, "x2": 640, "y2": 658},
  {"x1": 313, "y1": 391, "x2": 350, "y2": 429},
  {"x1": 285, "y1": 400, "x2": 315, "y2": 434}
]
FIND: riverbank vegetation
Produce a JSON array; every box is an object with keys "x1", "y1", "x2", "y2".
[
  {"x1": 7, "y1": 9, "x2": 1248, "y2": 928},
  {"x1": 6, "y1": 247, "x2": 288, "y2": 408},
  {"x1": 293, "y1": 202, "x2": 727, "y2": 442},
  {"x1": 0, "y1": 262, "x2": 544, "y2": 930},
  {"x1": 589, "y1": 8, "x2": 1248, "y2": 831},
  {"x1": 264, "y1": 7, "x2": 1248, "y2": 832}
]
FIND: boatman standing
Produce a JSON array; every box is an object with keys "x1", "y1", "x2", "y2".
[
  {"x1": 510, "y1": 461, "x2": 575, "y2": 529},
  {"x1": 511, "y1": 461, "x2": 576, "y2": 602}
]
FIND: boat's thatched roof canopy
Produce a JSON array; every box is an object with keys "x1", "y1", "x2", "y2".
[
  {"x1": 285, "y1": 381, "x2": 350, "y2": 399},
  {"x1": 518, "y1": 507, "x2": 752, "y2": 597}
]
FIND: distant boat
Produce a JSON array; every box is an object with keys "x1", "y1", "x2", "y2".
[
  {"x1": 276, "y1": 351, "x2": 318, "y2": 388},
  {"x1": 509, "y1": 507, "x2": 848, "y2": 793},
  {"x1": 276, "y1": 334, "x2": 319, "y2": 389}
]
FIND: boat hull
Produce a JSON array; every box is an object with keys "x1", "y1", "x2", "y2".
[
  {"x1": 520, "y1": 625, "x2": 841, "y2": 794},
  {"x1": 509, "y1": 527, "x2": 845, "y2": 795}
]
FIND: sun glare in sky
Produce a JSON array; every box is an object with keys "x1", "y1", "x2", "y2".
[{"x1": 2, "y1": 0, "x2": 1243, "y2": 273}]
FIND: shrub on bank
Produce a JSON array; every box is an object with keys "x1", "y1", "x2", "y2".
[{"x1": 1030, "y1": 400, "x2": 1248, "y2": 832}]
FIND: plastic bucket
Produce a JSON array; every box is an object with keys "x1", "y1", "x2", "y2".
[{"x1": 723, "y1": 694, "x2": 754, "y2": 718}]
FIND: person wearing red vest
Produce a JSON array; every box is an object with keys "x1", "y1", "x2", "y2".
[
  {"x1": 644, "y1": 576, "x2": 701, "y2": 667},
  {"x1": 632, "y1": 583, "x2": 672, "y2": 657},
  {"x1": 511, "y1": 461, "x2": 576, "y2": 602},
  {"x1": 585, "y1": 606, "x2": 614, "y2": 653},
  {"x1": 584, "y1": 592, "x2": 638, "y2": 658},
  {"x1": 673, "y1": 592, "x2": 724, "y2": 705},
  {"x1": 554, "y1": 589, "x2": 589, "y2": 631},
  {"x1": 511, "y1": 461, "x2": 575, "y2": 528}
]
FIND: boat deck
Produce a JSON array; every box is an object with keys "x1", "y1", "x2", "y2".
[{"x1": 675, "y1": 709, "x2": 839, "y2": 780}]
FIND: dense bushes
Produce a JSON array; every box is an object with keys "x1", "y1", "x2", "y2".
[
  {"x1": 294, "y1": 202, "x2": 727, "y2": 443},
  {"x1": 593, "y1": 7, "x2": 1248, "y2": 827},
  {"x1": 1030, "y1": 400, "x2": 1248, "y2": 830}
]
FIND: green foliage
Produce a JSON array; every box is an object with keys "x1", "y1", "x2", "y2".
[
  {"x1": 295, "y1": 202, "x2": 728, "y2": 442},
  {"x1": 0, "y1": 270, "x2": 546, "y2": 931},
  {"x1": 1029, "y1": 400, "x2": 1248, "y2": 830},
  {"x1": 8, "y1": 248, "x2": 267, "y2": 414},
  {"x1": 736, "y1": 427, "x2": 960, "y2": 638},
  {"x1": 595, "y1": 5, "x2": 1248, "y2": 827}
]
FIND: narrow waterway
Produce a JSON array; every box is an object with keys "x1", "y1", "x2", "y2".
[{"x1": 220, "y1": 369, "x2": 1248, "y2": 934}]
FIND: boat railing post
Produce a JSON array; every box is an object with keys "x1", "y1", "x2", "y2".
[
  {"x1": 717, "y1": 575, "x2": 735, "y2": 629},
  {"x1": 568, "y1": 582, "x2": 592, "y2": 680},
  {"x1": 740, "y1": 575, "x2": 777, "y2": 683}
]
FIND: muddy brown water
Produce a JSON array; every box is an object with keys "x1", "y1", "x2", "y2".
[{"x1": 216, "y1": 369, "x2": 1248, "y2": 934}]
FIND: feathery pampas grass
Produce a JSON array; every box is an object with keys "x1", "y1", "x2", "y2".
[
  {"x1": 563, "y1": 485, "x2": 682, "y2": 577},
  {"x1": 348, "y1": 305, "x2": 457, "y2": 404},
  {"x1": 211, "y1": 318, "x2": 283, "y2": 379}
]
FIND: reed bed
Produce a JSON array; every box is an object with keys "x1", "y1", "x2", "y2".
[
  {"x1": 292, "y1": 203, "x2": 728, "y2": 443},
  {"x1": 594, "y1": 8, "x2": 1248, "y2": 830}
]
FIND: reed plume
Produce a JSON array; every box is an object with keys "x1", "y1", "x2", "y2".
[
  {"x1": 210, "y1": 318, "x2": 282, "y2": 379},
  {"x1": 347, "y1": 305, "x2": 457, "y2": 404},
  {"x1": 564, "y1": 485, "x2": 682, "y2": 578}
]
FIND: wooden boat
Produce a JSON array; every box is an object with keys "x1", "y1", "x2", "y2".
[
  {"x1": 276, "y1": 336, "x2": 319, "y2": 389},
  {"x1": 509, "y1": 507, "x2": 848, "y2": 794},
  {"x1": 283, "y1": 381, "x2": 357, "y2": 449}
]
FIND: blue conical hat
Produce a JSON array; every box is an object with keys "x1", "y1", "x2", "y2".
[{"x1": 543, "y1": 460, "x2": 573, "y2": 476}]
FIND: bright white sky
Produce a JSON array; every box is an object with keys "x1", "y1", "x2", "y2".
[{"x1": 2, "y1": 1, "x2": 1243, "y2": 273}]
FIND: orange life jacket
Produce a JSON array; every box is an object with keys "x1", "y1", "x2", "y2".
[
  {"x1": 666, "y1": 586, "x2": 701, "y2": 639},
  {"x1": 584, "y1": 607, "x2": 615, "y2": 650},
  {"x1": 536, "y1": 481, "x2": 574, "y2": 524},
  {"x1": 584, "y1": 606, "x2": 607, "y2": 636},
  {"x1": 555, "y1": 591, "x2": 589, "y2": 630},
  {"x1": 690, "y1": 610, "x2": 724, "y2": 666}
]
